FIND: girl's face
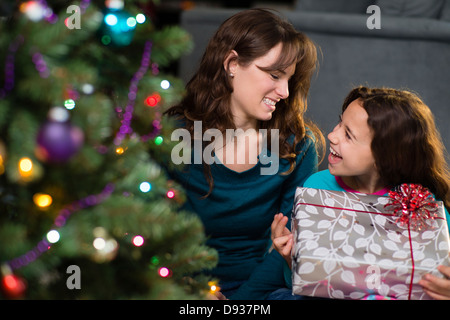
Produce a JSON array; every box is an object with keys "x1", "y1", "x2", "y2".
[
  {"x1": 327, "y1": 99, "x2": 377, "y2": 180},
  {"x1": 228, "y1": 42, "x2": 296, "y2": 128}
]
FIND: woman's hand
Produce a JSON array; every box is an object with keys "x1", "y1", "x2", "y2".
[
  {"x1": 271, "y1": 213, "x2": 293, "y2": 268},
  {"x1": 419, "y1": 262, "x2": 450, "y2": 300}
]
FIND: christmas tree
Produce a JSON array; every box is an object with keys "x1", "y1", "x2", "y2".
[{"x1": 0, "y1": 0, "x2": 218, "y2": 299}]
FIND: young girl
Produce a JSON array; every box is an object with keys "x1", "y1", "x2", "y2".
[
  {"x1": 272, "y1": 86, "x2": 450, "y2": 300},
  {"x1": 165, "y1": 9, "x2": 324, "y2": 299}
]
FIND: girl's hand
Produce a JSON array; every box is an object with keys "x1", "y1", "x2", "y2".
[
  {"x1": 271, "y1": 213, "x2": 293, "y2": 268},
  {"x1": 419, "y1": 262, "x2": 450, "y2": 300}
]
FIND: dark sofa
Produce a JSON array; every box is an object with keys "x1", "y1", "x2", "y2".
[{"x1": 178, "y1": 0, "x2": 450, "y2": 168}]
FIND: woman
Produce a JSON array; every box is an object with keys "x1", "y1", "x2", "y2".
[{"x1": 165, "y1": 8, "x2": 324, "y2": 299}]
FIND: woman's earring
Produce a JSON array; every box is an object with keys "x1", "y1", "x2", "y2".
[{"x1": 229, "y1": 73, "x2": 234, "y2": 78}]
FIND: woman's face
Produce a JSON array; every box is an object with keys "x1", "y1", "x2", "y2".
[
  {"x1": 327, "y1": 99, "x2": 377, "y2": 180},
  {"x1": 228, "y1": 42, "x2": 296, "y2": 128}
]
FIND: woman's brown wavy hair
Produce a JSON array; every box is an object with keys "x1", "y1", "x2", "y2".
[
  {"x1": 342, "y1": 86, "x2": 450, "y2": 210},
  {"x1": 165, "y1": 9, "x2": 325, "y2": 195}
]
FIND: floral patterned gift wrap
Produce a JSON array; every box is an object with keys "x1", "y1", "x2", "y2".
[{"x1": 291, "y1": 184, "x2": 450, "y2": 300}]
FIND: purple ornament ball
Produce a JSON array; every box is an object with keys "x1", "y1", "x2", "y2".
[{"x1": 36, "y1": 121, "x2": 84, "y2": 163}]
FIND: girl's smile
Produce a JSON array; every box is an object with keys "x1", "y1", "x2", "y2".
[{"x1": 328, "y1": 146, "x2": 342, "y2": 164}]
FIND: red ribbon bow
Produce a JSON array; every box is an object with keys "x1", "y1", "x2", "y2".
[
  {"x1": 385, "y1": 183, "x2": 441, "y2": 299},
  {"x1": 386, "y1": 183, "x2": 439, "y2": 231}
]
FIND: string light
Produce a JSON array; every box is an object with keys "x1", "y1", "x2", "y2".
[
  {"x1": 3, "y1": 274, "x2": 20, "y2": 290},
  {"x1": 166, "y1": 190, "x2": 175, "y2": 199},
  {"x1": 136, "y1": 13, "x2": 146, "y2": 24},
  {"x1": 160, "y1": 80, "x2": 170, "y2": 90},
  {"x1": 20, "y1": 1, "x2": 46, "y2": 22},
  {"x1": 46, "y1": 230, "x2": 60, "y2": 244},
  {"x1": 33, "y1": 193, "x2": 52, "y2": 208},
  {"x1": 18, "y1": 157, "x2": 33, "y2": 177},
  {"x1": 115, "y1": 147, "x2": 124, "y2": 155},
  {"x1": 105, "y1": 0, "x2": 124, "y2": 10},
  {"x1": 64, "y1": 99, "x2": 76, "y2": 110},
  {"x1": 104, "y1": 13, "x2": 118, "y2": 26},
  {"x1": 158, "y1": 267, "x2": 170, "y2": 278},
  {"x1": 81, "y1": 83, "x2": 94, "y2": 94},
  {"x1": 93, "y1": 237, "x2": 106, "y2": 250},
  {"x1": 139, "y1": 182, "x2": 151, "y2": 193},
  {"x1": 126, "y1": 17, "x2": 136, "y2": 28},
  {"x1": 92, "y1": 236, "x2": 119, "y2": 262},
  {"x1": 145, "y1": 93, "x2": 161, "y2": 107},
  {"x1": 1, "y1": 272, "x2": 27, "y2": 299},
  {"x1": 208, "y1": 281, "x2": 220, "y2": 294},
  {"x1": 132, "y1": 235, "x2": 144, "y2": 247},
  {"x1": 154, "y1": 136, "x2": 163, "y2": 145},
  {"x1": 48, "y1": 107, "x2": 69, "y2": 122}
]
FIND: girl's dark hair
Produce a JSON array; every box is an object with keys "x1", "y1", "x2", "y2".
[
  {"x1": 165, "y1": 8, "x2": 324, "y2": 195},
  {"x1": 342, "y1": 86, "x2": 450, "y2": 209}
]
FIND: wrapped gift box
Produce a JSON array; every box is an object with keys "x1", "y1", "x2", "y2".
[{"x1": 291, "y1": 186, "x2": 450, "y2": 300}]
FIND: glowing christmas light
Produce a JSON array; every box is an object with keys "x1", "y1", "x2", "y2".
[
  {"x1": 154, "y1": 136, "x2": 163, "y2": 145},
  {"x1": 104, "y1": 13, "x2": 118, "y2": 26},
  {"x1": 1, "y1": 273, "x2": 27, "y2": 299},
  {"x1": 115, "y1": 147, "x2": 124, "y2": 154},
  {"x1": 20, "y1": 1, "x2": 46, "y2": 22},
  {"x1": 208, "y1": 281, "x2": 220, "y2": 294},
  {"x1": 48, "y1": 107, "x2": 69, "y2": 122},
  {"x1": 64, "y1": 99, "x2": 75, "y2": 110},
  {"x1": 81, "y1": 83, "x2": 94, "y2": 94},
  {"x1": 132, "y1": 235, "x2": 144, "y2": 247},
  {"x1": 145, "y1": 96, "x2": 157, "y2": 107},
  {"x1": 18, "y1": 157, "x2": 33, "y2": 177},
  {"x1": 126, "y1": 17, "x2": 136, "y2": 28},
  {"x1": 46, "y1": 230, "x2": 60, "y2": 243},
  {"x1": 105, "y1": 0, "x2": 124, "y2": 9},
  {"x1": 33, "y1": 193, "x2": 52, "y2": 208},
  {"x1": 136, "y1": 13, "x2": 146, "y2": 24},
  {"x1": 93, "y1": 237, "x2": 106, "y2": 250},
  {"x1": 158, "y1": 267, "x2": 170, "y2": 278},
  {"x1": 139, "y1": 182, "x2": 151, "y2": 193},
  {"x1": 3, "y1": 275, "x2": 19, "y2": 290},
  {"x1": 166, "y1": 190, "x2": 175, "y2": 199},
  {"x1": 160, "y1": 80, "x2": 170, "y2": 90},
  {"x1": 145, "y1": 93, "x2": 161, "y2": 107}
]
